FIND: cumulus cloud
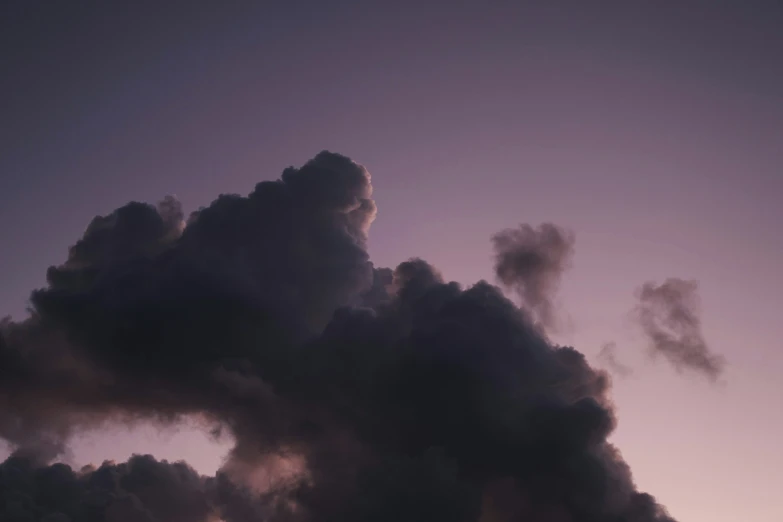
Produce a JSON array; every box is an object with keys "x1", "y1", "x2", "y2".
[
  {"x1": 0, "y1": 452, "x2": 271, "y2": 522},
  {"x1": 492, "y1": 223, "x2": 575, "y2": 333},
  {"x1": 634, "y1": 278, "x2": 726, "y2": 381},
  {"x1": 0, "y1": 151, "x2": 676, "y2": 521}
]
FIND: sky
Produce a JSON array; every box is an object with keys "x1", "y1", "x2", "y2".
[{"x1": 1, "y1": 1, "x2": 782, "y2": 521}]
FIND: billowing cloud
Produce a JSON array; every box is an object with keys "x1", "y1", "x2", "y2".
[
  {"x1": 0, "y1": 451, "x2": 271, "y2": 522},
  {"x1": 0, "y1": 152, "x2": 676, "y2": 521},
  {"x1": 634, "y1": 278, "x2": 726, "y2": 381},
  {"x1": 492, "y1": 223, "x2": 575, "y2": 333}
]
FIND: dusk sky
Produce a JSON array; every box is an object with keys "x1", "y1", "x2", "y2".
[{"x1": 1, "y1": 2, "x2": 782, "y2": 521}]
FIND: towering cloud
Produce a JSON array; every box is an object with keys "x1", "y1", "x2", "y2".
[
  {"x1": 634, "y1": 278, "x2": 726, "y2": 381},
  {"x1": 492, "y1": 223, "x2": 575, "y2": 333},
  {"x1": 0, "y1": 152, "x2": 677, "y2": 521}
]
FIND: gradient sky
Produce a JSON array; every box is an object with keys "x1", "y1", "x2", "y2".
[{"x1": 2, "y1": 2, "x2": 782, "y2": 521}]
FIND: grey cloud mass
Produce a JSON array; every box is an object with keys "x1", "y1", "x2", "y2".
[
  {"x1": 492, "y1": 223, "x2": 575, "y2": 333},
  {"x1": 0, "y1": 152, "x2": 676, "y2": 522},
  {"x1": 634, "y1": 278, "x2": 726, "y2": 381}
]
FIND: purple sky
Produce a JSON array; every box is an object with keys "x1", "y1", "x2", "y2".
[{"x1": 2, "y1": 2, "x2": 782, "y2": 521}]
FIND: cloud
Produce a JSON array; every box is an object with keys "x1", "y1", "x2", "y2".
[
  {"x1": 0, "y1": 451, "x2": 271, "y2": 522},
  {"x1": 598, "y1": 342, "x2": 633, "y2": 378},
  {"x1": 492, "y1": 223, "x2": 575, "y2": 333},
  {"x1": 0, "y1": 152, "x2": 677, "y2": 521},
  {"x1": 634, "y1": 278, "x2": 726, "y2": 382}
]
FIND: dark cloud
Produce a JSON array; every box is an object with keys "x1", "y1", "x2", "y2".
[
  {"x1": 0, "y1": 151, "x2": 677, "y2": 521},
  {"x1": 492, "y1": 223, "x2": 575, "y2": 333},
  {"x1": 0, "y1": 451, "x2": 270, "y2": 522},
  {"x1": 598, "y1": 342, "x2": 634, "y2": 378},
  {"x1": 634, "y1": 278, "x2": 726, "y2": 381}
]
